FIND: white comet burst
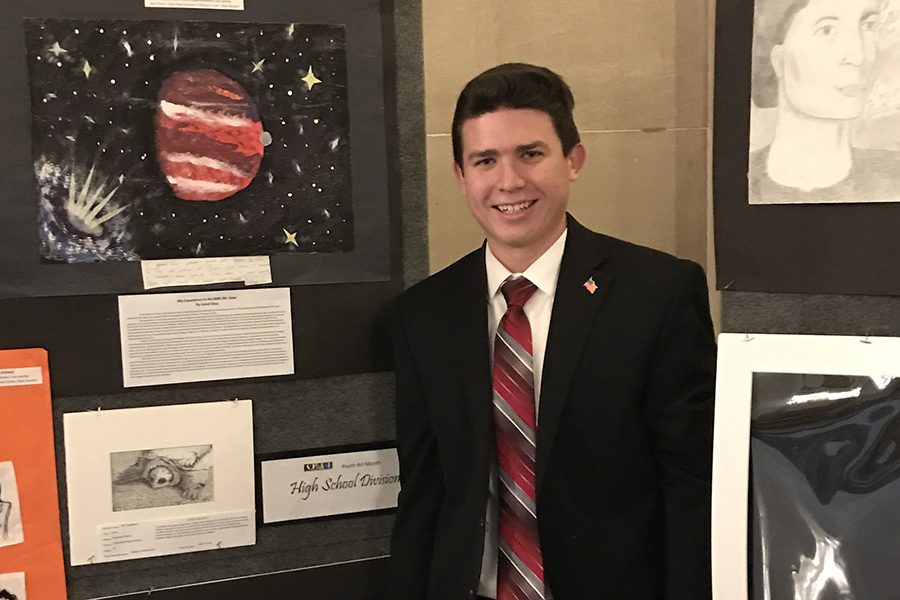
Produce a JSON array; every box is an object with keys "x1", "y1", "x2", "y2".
[
  {"x1": 329, "y1": 137, "x2": 340, "y2": 151},
  {"x1": 122, "y1": 40, "x2": 134, "y2": 57},
  {"x1": 65, "y1": 166, "x2": 128, "y2": 236}
]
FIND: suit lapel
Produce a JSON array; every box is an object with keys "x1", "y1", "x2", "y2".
[
  {"x1": 440, "y1": 247, "x2": 493, "y2": 437},
  {"x1": 536, "y1": 218, "x2": 615, "y2": 493}
]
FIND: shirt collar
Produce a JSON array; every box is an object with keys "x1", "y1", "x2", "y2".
[{"x1": 485, "y1": 229, "x2": 567, "y2": 300}]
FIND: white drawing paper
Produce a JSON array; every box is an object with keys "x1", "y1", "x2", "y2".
[
  {"x1": 748, "y1": 0, "x2": 900, "y2": 204},
  {"x1": 0, "y1": 572, "x2": 26, "y2": 600},
  {"x1": 64, "y1": 400, "x2": 255, "y2": 565},
  {"x1": 0, "y1": 462, "x2": 24, "y2": 548},
  {"x1": 118, "y1": 287, "x2": 293, "y2": 387}
]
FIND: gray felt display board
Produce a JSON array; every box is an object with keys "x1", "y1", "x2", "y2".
[{"x1": 0, "y1": 0, "x2": 427, "y2": 597}]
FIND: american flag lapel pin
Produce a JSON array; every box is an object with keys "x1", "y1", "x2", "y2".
[{"x1": 583, "y1": 276, "x2": 598, "y2": 295}]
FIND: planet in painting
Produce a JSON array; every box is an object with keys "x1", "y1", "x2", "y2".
[{"x1": 156, "y1": 69, "x2": 265, "y2": 202}]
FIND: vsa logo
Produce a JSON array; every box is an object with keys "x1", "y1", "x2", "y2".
[{"x1": 303, "y1": 461, "x2": 333, "y2": 472}]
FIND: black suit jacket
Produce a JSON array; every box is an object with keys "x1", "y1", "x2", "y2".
[{"x1": 390, "y1": 216, "x2": 716, "y2": 600}]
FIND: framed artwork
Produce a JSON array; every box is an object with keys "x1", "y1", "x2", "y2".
[
  {"x1": 0, "y1": 0, "x2": 396, "y2": 297},
  {"x1": 713, "y1": 333, "x2": 900, "y2": 600},
  {"x1": 713, "y1": 0, "x2": 900, "y2": 295}
]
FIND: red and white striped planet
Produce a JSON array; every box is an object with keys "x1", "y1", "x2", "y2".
[{"x1": 155, "y1": 69, "x2": 268, "y2": 201}]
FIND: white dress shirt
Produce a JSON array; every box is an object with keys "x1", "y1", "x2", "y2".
[{"x1": 477, "y1": 229, "x2": 567, "y2": 597}]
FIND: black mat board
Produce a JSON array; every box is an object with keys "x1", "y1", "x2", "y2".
[
  {"x1": 0, "y1": 0, "x2": 394, "y2": 297},
  {"x1": 712, "y1": 0, "x2": 900, "y2": 296},
  {"x1": 0, "y1": 279, "x2": 397, "y2": 397}
]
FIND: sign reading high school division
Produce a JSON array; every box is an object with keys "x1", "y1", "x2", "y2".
[{"x1": 261, "y1": 448, "x2": 400, "y2": 523}]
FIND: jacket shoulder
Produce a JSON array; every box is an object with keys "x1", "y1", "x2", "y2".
[{"x1": 398, "y1": 246, "x2": 483, "y2": 308}]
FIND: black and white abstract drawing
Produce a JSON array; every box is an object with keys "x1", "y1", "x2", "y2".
[
  {"x1": 749, "y1": 0, "x2": 900, "y2": 204},
  {"x1": 24, "y1": 19, "x2": 352, "y2": 262},
  {"x1": 111, "y1": 445, "x2": 214, "y2": 511},
  {"x1": 0, "y1": 462, "x2": 24, "y2": 548},
  {"x1": 0, "y1": 571, "x2": 25, "y2": 600},
  {"x1": 750, "y1": 372, "x2": 900, "y2": 599}
]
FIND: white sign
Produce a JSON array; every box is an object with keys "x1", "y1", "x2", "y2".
[
  {"x1": 261, "y1": 448, "x2": 400, "y2": 523},
  {"x1": 118, "y1": 287, "x2": 293, "y2": 387},
  {"x1": 0, "y1": 367, "x2": 42, "y2": 387},
  {"x1": 145, "y1": 0, "x2": 244, "y2": 10},
  {"x1": 141, "y1": 256, "x2": 272, "y2": 290},
  {"x1": 64, "y1": 400, "x2": 256, "y2": 565}
]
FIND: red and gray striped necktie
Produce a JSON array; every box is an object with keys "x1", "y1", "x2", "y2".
[{"x1": 493, "y1": 277, "x2": 545, "y2": 600}]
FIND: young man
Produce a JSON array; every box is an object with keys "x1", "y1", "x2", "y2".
[{"x1": 390, "y1": 63, "x2": 716, "y2": 600}]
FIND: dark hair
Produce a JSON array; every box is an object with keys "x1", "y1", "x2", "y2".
[
  {"x1": 451, "y1": 63, "x2": 580, "y2": 166},
  {"x1": 752, "y1": 0, "x2": 812, "y2": 108},
  {"x1": 0, "y1": 590, "x2": 18, "y2": 600}
]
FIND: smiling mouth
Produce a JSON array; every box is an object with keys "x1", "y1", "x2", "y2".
[{"x1": 494, "y1": 200, "x2": 536, "y2": 214}]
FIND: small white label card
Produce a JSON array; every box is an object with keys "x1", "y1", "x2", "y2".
[
  {"x1": 145, "y1": 0, "x2": 244, "y2": 10},
  {"x1": 0, "y1": 368, "x2": 42, "y2": 387},
  {"x1": 99, "y1": 509, "x2": 253, "y2": 562},
  {"x1": 141, "y1": 256, "x2": 272, "y2": 290},
  {"x1": 261, "y1": 448, "x2": 400, "y2": 523},
  {"x1": 64, "y1": 400, "x2": 256, "y2": 565},
  {"x1": 0, "y1": 572, "x2": 26, "y2": 599},
  {"x1": 118, "y1": 287, "x2": 293, "y2": 387}
]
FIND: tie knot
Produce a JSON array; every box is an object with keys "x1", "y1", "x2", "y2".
[{"x1": 501, "y1": 277, "x2": 537, "y2": 309}]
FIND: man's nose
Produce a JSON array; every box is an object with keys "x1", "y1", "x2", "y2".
[{"x1": 497, "y1": 159, "x2": 525, "y2": 191}]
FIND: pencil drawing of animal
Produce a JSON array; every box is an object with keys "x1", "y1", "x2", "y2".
[{"x1": 115, "y1": 445, "x2": 212, "y2": 500}]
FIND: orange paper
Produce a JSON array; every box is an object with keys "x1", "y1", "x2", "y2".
[{"x1": 0, "y1": 348, "x2": 67, "y2": 600}]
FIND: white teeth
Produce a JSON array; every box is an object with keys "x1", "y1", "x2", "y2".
[{"x1": 496, "y1": 200, "x2": 535, "y2": 213}]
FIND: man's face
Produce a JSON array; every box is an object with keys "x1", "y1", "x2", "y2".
[
  {"x1": 454, "y1": 108, "x2": 585, "y2": 265},
  {"x1": 773, "y1": 0, "x2": 880, "y2": 119}
]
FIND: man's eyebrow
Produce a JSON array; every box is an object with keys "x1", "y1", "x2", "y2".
[{"x1": 466, "y1": 149, "x2": 498, "y2": 162}]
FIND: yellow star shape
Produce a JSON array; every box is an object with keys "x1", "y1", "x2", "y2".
[
  {"x1": 251, "y1": 59, "x2": 265, "y2": 73},
  {"x1": 283, "y1": 228, "x2": 299, "y2": 247},
  {"x1": 301, "y1": 66, "x2": 322, "y2": 90},
  {"x1": 82, "y1": 60, "x2": 92, "y2": 79}
]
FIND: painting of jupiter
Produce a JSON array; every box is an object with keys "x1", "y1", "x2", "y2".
[{"x1": 24, "y1": 19, "x2": 353, "y2": 262}]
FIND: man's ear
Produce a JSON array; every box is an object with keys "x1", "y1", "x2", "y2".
[
  {"x1": 567, "y1": 143, "x2": 587, "y2": 181},
  {"x1": 453, "y1": 161, "x2": 467, "y2": 195}
]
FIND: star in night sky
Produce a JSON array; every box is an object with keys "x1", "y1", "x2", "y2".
[{"x1": 25, "y1": 19, "x2": 353, "y2": 263}]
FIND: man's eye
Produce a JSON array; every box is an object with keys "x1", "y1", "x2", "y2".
[
  {"x1": 815, "y1": 24, "x2": 836, "y2": 36},
  {"x1": 522, "y1": 150, "x2": 543, "y2": 159},
  {"x1": 474, "y1": 157, "x2": 494, "y2": 167}
]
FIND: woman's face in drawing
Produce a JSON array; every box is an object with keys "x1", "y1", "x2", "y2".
[{"x1": 772, "y1": 0, "x2": 881, "y2": 119}]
